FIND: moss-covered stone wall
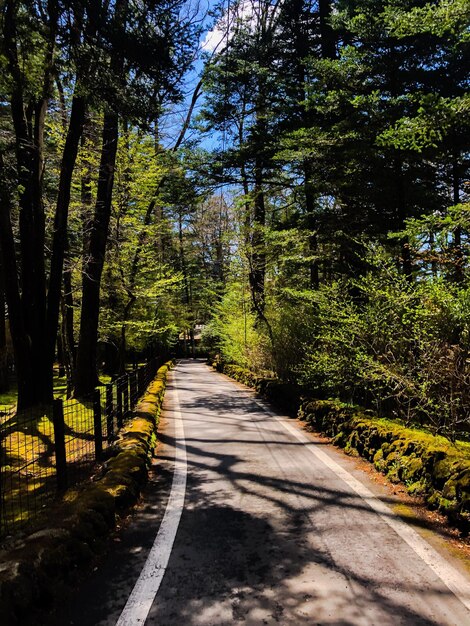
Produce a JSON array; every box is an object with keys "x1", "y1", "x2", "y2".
[
  {"x1": 215, "y1": 361, "x2": 470, "y2": 535},
  {"x1": 300, "y1": 399, "x2": 470, "y2": 534},
  {"x1": 0, "y1": 360, "x2": 174, "y2": 625}
]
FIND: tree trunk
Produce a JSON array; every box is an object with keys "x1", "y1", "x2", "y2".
[
  {"x1": 249, "y1": 160, "x2": 266, "y2": 318},
  {"x1": 178, "y1": 209, "x2": 191, "y2": 307},
  {"x1": 0, "y1": 252, "x2": 9, "y2": 393},
  {"x1": 0, "y1": 155, "x2": 34, "y2": 408},
  {"x1": 74, "y1": 0, "x2": 128, "y2": 397},
  {"x1": 319, "y1": 0, "x2": 336, "y2": 60},
  {"x1": 61, "y1": 234, "x2": 76, "y2": 397},
  {"x1": 60, "y1": 297, "x2": 74, "y2": 398},
  {"x1": 74, "y1": 111, "x2": 120, "y2": 396},
  {"x1": 63, "y1": 243, "x2": 76, "y2": 369},
  {"x1": 57, "y1": 333, "x2": 66, "y2": 378},
  {"x1": 46, "y1": 94, "x2": 86, "y2": 372},
  {"x1": 304, "y1": 160, "x2": 319, "y2": 289},
  {"x1": 452, "y1": 151, "x2": 463, "y2": 281},
  {"x1": 2, "y1": 0, "x2": 58, "y2": 406}
]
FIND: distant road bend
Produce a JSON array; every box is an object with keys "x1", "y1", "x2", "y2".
[{"x1": 52, "y1": 359, "x2": 470, "y2": 626}]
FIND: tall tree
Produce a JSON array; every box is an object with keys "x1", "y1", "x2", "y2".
[
  {"x1": 74, "y1": 0, "x2": 200, "y2": 395},
  {"x1": 0, "y1": 1, "x2": 106, "y2": 407},
  {"x1": 0, "y1": 243, "x2": 9, "y2": 392}
]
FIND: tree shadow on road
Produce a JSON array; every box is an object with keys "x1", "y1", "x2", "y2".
[
  {"x1": 143, "y1": 428, "x2": 460, "y2": 626},
  {"x1": 43, "y1": 371, "x2": 468, "y2": 626},
  {"x1": 145, "y1": 490, "x2": 445, "y2": 625}
]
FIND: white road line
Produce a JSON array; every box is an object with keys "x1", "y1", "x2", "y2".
[
  {"x1": 251, "y1": 397, "x2": 470, "y2": 613},
  {"x1": 116, "y1": 374, "x2": 187, "y2": 626}
]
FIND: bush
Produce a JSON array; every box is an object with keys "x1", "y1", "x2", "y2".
[
  {"x1": 297, "y1": 253, "x2": 470, "y2": 439},
  {"x1": 203, "y1": 281, "x2": 270, "y2": 373}
]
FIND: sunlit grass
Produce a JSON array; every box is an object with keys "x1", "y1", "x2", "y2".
[
  {"x1": 0, "y1": 371, "x2": 114, "y2": 408},
  {"x1": 1, "y1": 365, "x2": 149, "y2": 538},
  {"x1": 2, "y1": 399, "x2": 100, "y2": 538}
]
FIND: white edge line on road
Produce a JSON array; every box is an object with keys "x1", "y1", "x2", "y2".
[
  {"x1": 251, "y1": 397, "x2": 470, "y2": 614},
  {"x1": 116, "y1": 373, "x2": 187, "y2": 626}
]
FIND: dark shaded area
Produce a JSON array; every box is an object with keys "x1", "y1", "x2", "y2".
[{"x1": 43, "y1": 362, "x2": 468, "y2": 625}]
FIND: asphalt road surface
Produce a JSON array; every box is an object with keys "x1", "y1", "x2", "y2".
[{"x1": 49, "y1": 359, "x2": 470, "y2": 626}]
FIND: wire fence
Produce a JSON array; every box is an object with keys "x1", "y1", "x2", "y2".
[{"x1": 0, "y1": 357, "x2": 162, "y2": 541}]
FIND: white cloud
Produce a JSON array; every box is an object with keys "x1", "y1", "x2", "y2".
[{"x1": 201, "y1": 0, "x2": 271, "y2": 52}]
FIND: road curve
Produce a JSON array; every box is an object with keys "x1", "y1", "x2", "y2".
[{"x1": 49, "y1": 359, "x2": 470, "y2": 626}]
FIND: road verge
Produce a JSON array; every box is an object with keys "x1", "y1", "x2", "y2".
[
  {"x1": 214, "y1": 361, "x2": 470, "y2": 535},
  {"x1": 0, "y1": 360, "x2": 174, "y2": 625}
]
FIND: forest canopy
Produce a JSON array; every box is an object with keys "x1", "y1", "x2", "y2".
[{"x1": 0, "y1": 0, "x2": 469, "y2": 437}]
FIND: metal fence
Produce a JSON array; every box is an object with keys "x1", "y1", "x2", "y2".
[{"x1": 0, "y1": 358, "x2": 161, "y2": 540}]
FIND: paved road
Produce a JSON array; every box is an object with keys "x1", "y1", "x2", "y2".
[{"x1": 49, "y1": 360, "x2": 470, "y2": 626}]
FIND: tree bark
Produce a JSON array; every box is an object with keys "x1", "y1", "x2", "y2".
[
  {"x1": 319, "y1": 0, "x2": 336, "y2": 60},
  {"x1": 74, "y1": 0, "x2": 128, "y2": 397},
  {"x1": 0, "y1": 250, "x2": 9, "y2": 393},
  {"x1": 249, "y1": 159, "x2": 266, "y2": 317},
  {"x1": 2, "y1": 0, "x2": 57, "y2": 406},
  {"x1": 74, "y1": 111, "x2": 120, "y2": 396},
  {"x1": 46, "y1": 95, "x2": 87, "y2": 373},
  {"x1": 0, "y1": 155, "x2": 34, "y2": 408},
  {"x1": 452, "y1": 150, "x2": 463, "y2": 282}
]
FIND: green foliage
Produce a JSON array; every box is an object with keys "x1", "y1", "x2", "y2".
[
  {"x1": 377, "y1": 94, "x2": 470, "y2": 152},
  {"x1": 383, "y1": 0, "x2": 470, "y2": 40},
  {"x1": 297, "y1": 248, "x2": 470, "y2": 438},
  {"x1": 390, "y1": 203, "x2": 470, "y2": 279},
  {"x1": 203, "y1": 280, "x2": 269, "y2": 371}
]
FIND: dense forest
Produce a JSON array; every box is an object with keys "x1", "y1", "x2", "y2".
[{"x1": 0, "y1": 0, "x2": 469, "y2": 438}]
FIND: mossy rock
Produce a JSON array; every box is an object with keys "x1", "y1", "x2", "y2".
[
  {"x1": 62, "y1": 538, "x2": 94, "y2": 568},
  {"x1": 344, "y1": 442, "x2": 360, "y2": 457},
  {"x1": 403, "y1": 456, "x2": 424, "y2": 480},
  {"x1": 456, "y1": 468, "x2": 470, "y2": 494},
  {"x1": 442, "y1": 467, "x2": 470, "y2": 501},
  {"x1": 0, "y1": 566, "x2": 34, "y2": 622},
  {"x1": 407, "y1": 479, "x2": 427, "y2": 496},
  {"x1": 386, "y1": 465, "x2": 402, "y2": 484},
  {"x1": 332, "y1": 430, "x2": 348, "y2": 447},
  {"x1": 362, "y1": 429, "x2": 383, "y2": 459},
  {"x1": 106, "y1": 450, "x2": 148, "y2": 481},
  {"x1": 345, "y1": 430, "x2": 362, "y2": 456},
  {"x1": 432, "y1": 457, "x2": 464, "y2": 489},
  {"x1": 421, "y1": 448, "x2": 447, "y2": 473},
  {"x1": 381, "y1": 442, "x2": 391, "y2": 456},
  {"x1": 383, "y1": 450, "x2": 399, "y2": 465},
  {"x1": 69, "y1": 487, "x2": 116, "y2": 529},
  {"x1": 373, "y1": 449, "x2": 386, "y2": 472},
  {"x1": 100, "y1": 480, "x2": 139, "y2": 510}
]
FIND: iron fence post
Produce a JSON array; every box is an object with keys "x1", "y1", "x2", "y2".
[
  {"x1": 137, "y1": 366, "x2": 144, "y2": 396},
  {"x1": 52, "y1": 399, "x2": 68, "y2": 492},
  {"x1": 123, "y1": 374, "x2": 130, "y2": 418},
  {"x1": 93, "y1": 389, "x2": 103, "y2": 460},
  {"x1": 105, "y1": 384, "x2": 114, "y2": 442},
  {"x1": 130, "y1": 370, "x2": 137, "y2": 408},
  {"x1": 116, "y1": 378, "x2": 123, "y2": 429}
]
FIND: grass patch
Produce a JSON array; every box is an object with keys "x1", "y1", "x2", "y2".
[
  {"x1": 0, "y1": 372, "x2": 114, "y2": 408},
  {"x1": 1, "y1": 367, "x2": 150, "y2": 540},
  {"x1": 1, "y1": 401, "x2": 97, "y2": 536}
]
